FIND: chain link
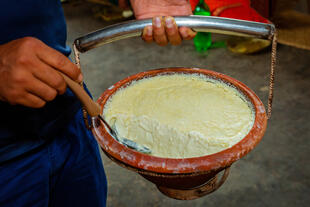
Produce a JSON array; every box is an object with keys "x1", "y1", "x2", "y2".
[
  {"x1": 267, "y1": 31, "x2": 277, "y2": 119},
  {"x1": 72, "y1": 29, "x2": 277, "y2": 125},
  {"x1": 73, "y1": 43, "x2": 92, "y2": 129}
]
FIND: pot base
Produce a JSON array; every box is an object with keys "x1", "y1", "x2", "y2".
[{"x1": 157, "y1": 176, "x2": 218, "y2": 200}]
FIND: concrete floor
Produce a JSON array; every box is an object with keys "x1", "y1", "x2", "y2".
[{"x1": 64, "y1": 3, "x2": 310, "y2": 207}]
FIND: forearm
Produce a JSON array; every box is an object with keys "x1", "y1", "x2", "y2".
[{"x1": 130, "y1": 0, "x2": 192, "y2": 19}]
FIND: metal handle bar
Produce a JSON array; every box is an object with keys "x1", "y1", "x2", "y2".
[{"x1": 74, "y1": 15, "x2": 275, "y2": 52}]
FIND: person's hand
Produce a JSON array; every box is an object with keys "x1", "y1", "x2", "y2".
[
  {"x1": 130, "y1": 0, "x2": 196, "y2": 46},
  {"x1": 0, "y1": 37, "x2": 82, "y2": 108}
]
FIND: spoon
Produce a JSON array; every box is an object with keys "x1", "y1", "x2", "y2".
[{"x1": 61, "y1": 73, "x2": 151, "y2": 154}]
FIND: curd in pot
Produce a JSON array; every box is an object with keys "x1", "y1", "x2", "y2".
[{"x1": 103, "y1": 74, "x2": 255, "y2": 158}]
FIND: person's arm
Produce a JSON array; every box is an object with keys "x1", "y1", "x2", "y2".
[
  {"x1": 130, "y1": 0, "x2": 196, "y2": 46},
  {"x1": 0, "y1": 37, "x2": 82, "y2": 108}
]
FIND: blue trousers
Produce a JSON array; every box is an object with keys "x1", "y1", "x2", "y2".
[{"x1": 0, "y1": 109, "x2": 107, "y2": 207}]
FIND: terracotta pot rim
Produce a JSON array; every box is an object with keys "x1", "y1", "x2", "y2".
[{"x1": 93, "y1": 67, "x2": 267, "y2": 174}]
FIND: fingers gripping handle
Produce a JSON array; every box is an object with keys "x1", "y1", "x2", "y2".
[{"x1": 74, "y1": 16, "x2": 276, "y2": 53}]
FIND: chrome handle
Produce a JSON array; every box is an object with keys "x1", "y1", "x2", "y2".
[{"x1": 74, "y1": 15, "x2": 276, "y2": 53}]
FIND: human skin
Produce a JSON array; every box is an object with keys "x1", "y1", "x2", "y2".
[
  {"x1": 130, "y1": 0, "x2": 197, "y2": 46},
  {"x1": 0, "y1": 1, "x2": 196, "y2": 109},
  {"x1": 0, "y1": 37, "x2": 82, "y2": 108}
]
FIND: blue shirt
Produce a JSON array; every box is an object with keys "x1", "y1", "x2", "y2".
[{"x1": 0, "y1": 0, "x2": 82, "y2": 163}]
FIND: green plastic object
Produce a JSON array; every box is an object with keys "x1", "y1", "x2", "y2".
[
  {"x1": 194, "y1": 31, "x2": 212, "y2": 52},
  {"x1": 193, "y1": 0, "x2": 212, "y2": 52},
  {"x1": 194, "y1": 0, "x2": 211, "y2": 16}
]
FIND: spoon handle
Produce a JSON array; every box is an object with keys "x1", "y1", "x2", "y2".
[
  {"x1": 60, "y1": 73, "x2": 101, "y2": 117},
  {"x1": 61, "y1": 73, "x2": 151, "y2": 154}
]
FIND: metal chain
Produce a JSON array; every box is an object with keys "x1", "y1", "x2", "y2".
[
  {"x1": 267, "y1": 31, "x2": 277, "y2": 119},
  {"x1": 73, "y1": 44, "x2": 92, "y2": 129},
  {"x1": 73, "y1": 44, "x2": 81, "y2": 73},
  {"x1": 73, "y1": 30, "x2": 277, "y2": 122}
]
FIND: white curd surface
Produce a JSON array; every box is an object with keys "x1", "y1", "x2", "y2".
[{"x1": 103, "y1": 74, "x2": 255, "y2": 158}]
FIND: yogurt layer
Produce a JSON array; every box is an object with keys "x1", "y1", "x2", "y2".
[{"x1": 103, "y1": 74, "x2": 255, "y2": 158}]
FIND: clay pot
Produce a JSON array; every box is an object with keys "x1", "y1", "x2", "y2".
[{"x1": 92, "y1": 68, "x2": 267, "y2": 200}]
